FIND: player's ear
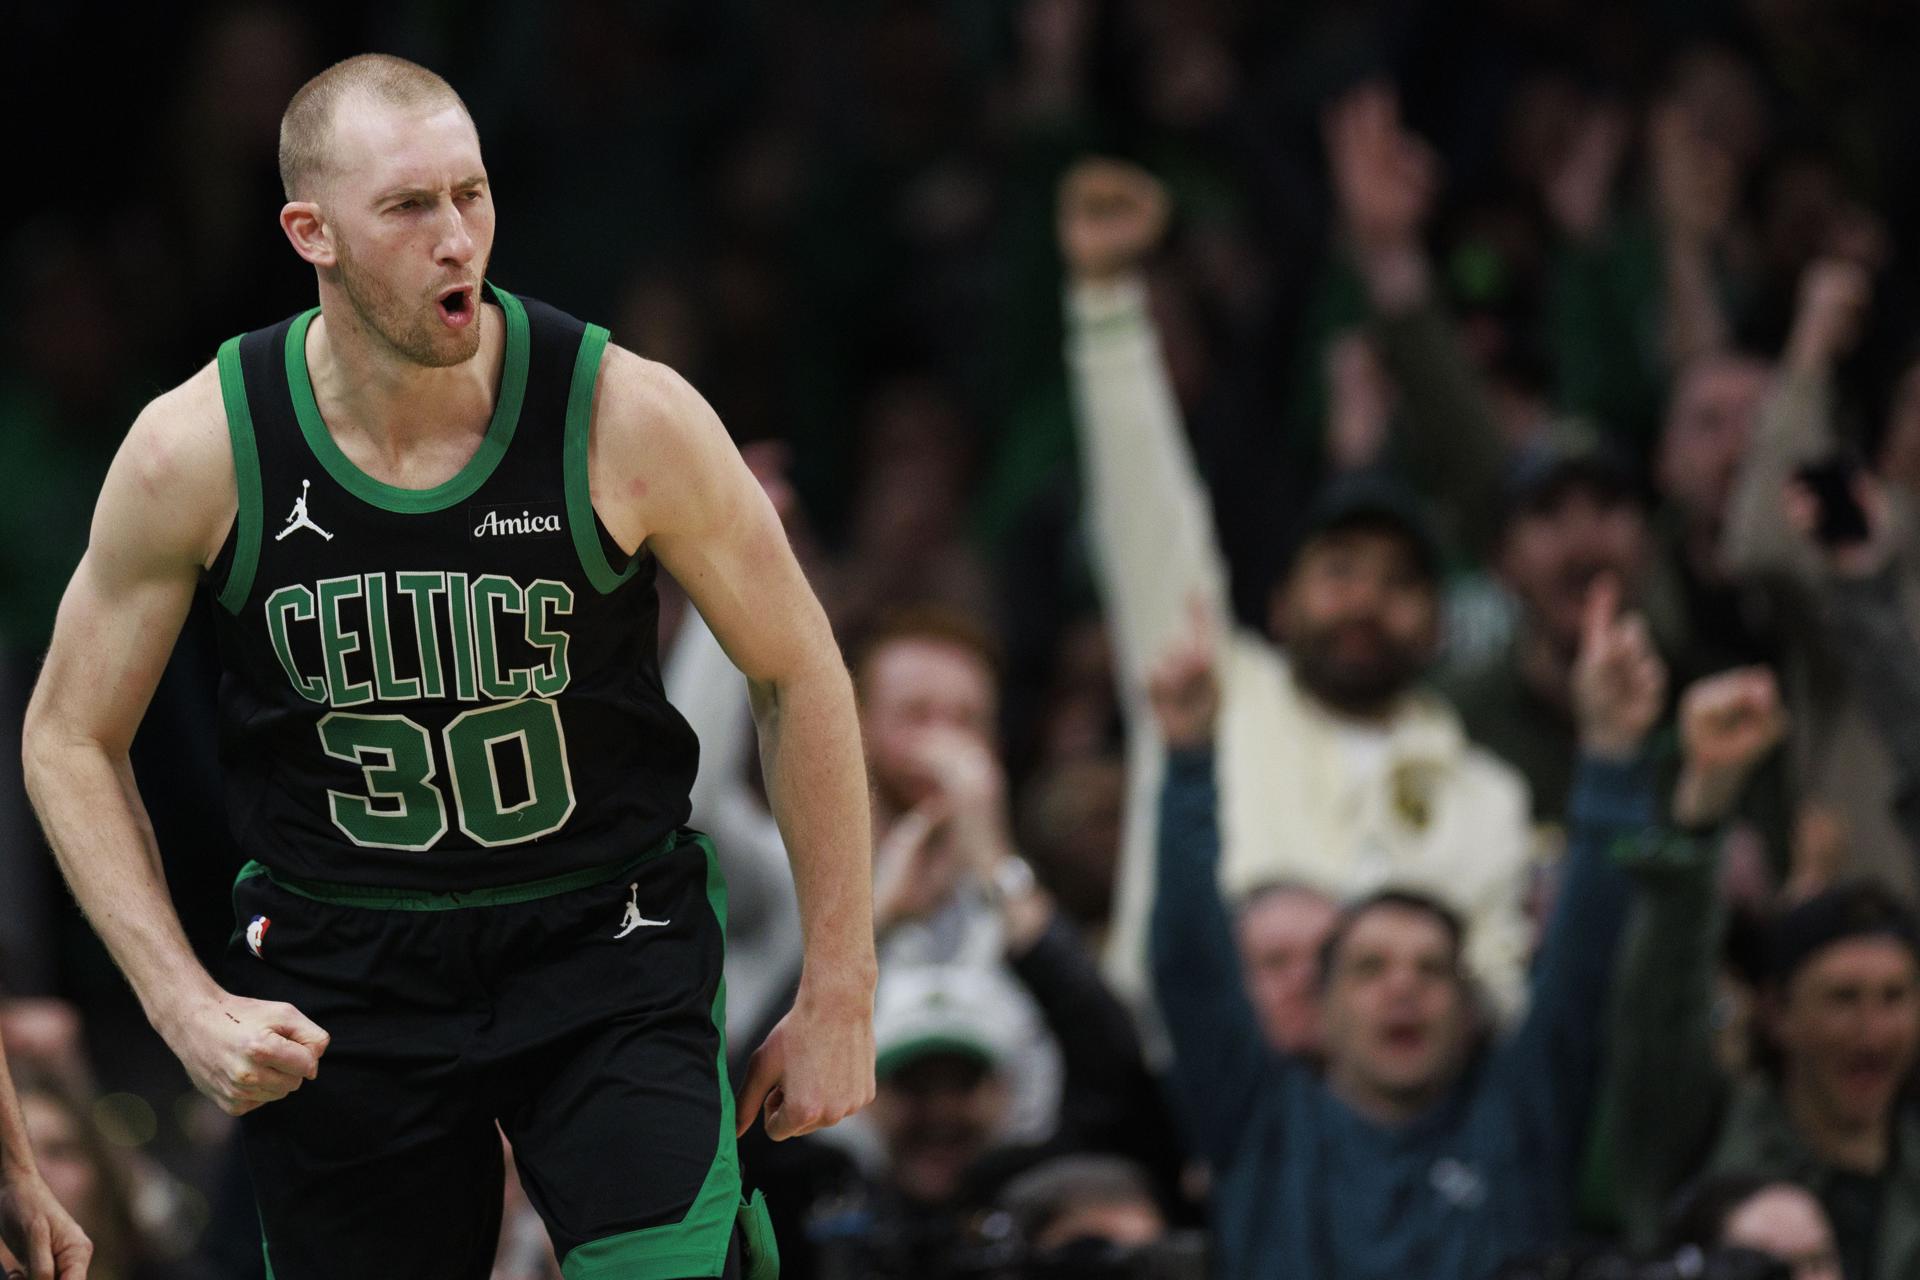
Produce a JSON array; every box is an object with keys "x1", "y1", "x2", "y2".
[{"x1": 280, "y1": 201, "x2": 336, "y2": 268}]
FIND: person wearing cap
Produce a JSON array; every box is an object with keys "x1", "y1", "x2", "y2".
[
  {"x1": 869, "y1": 965, "x2": 1027, "y2": 1211},
  {"x1": 1608, "y1": 831, "x2": 1920, "y2": 1271},
  {"x1": 811, "y1": 963, "x2": 1135, "y2": 1280},
  {"x1": 1144, "y1": 571, "x2": 1781, "y2": 1279},
  {"x1": 1058, "y1": 159, "x2": 1534, "y2": 1019}
]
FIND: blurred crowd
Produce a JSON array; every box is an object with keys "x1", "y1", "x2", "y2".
[{"x1": 11, "y1": 0, "x2": 1920, "y2": 1277}]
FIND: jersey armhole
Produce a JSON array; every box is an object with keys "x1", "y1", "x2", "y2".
[
  {"x1": 213, "y1": 335, "x2": 264, "y2": 613},
  {"x1": 564, "y1": 323, "x2": 643, "y2": 594}
]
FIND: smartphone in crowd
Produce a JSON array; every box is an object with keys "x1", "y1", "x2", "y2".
[{"x1": 1795, "y1": 454, "x2": 1872, "y2": 547}]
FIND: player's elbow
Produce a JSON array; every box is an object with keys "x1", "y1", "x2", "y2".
[{"x1": 20, "y1": 688, "x2": 111, "y2": 807}]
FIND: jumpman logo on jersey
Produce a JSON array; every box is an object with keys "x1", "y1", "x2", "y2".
[
  {"x1": 615, "y1": 882, "x2": 670, "y2": 938},
  {"x1": 276, "y1": 479, "x2": 334, "y2": 542}
]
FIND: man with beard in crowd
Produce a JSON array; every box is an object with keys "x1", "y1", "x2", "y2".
[{"x1": 1059, "y1": 159, "x2": 1533, "y2": 1015}]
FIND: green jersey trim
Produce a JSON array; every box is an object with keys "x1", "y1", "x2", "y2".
[
  {"x1": 282, "y1": 286, "x2": 531, "y2": 514},
  {"x1": 561, "y1": 831, "x2": 741, "y2": 1279},
  {"x1": 562, "y1": 324, "x2": 641, "y2": 594},
  {"x1": 215, "y1": 335, "x2": 264, "y2": 613},
  {"x1": 232, "y1": 827, "x2": 678, "y2": 910}
]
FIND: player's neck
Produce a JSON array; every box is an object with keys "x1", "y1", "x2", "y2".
[{"x1": 305, "y1": 301, "x2": 503, "y2": 464}]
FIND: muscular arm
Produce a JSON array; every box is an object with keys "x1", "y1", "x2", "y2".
[
  {"x1": 24, "y1": 371, "x2": 226, "y2": 1023},
  {"x1": 591, "y1": 349, "x2": 875, "y2": 1138},
  {"x1": 21, "y1": 366, "x2": 327, "y2": 1118}
]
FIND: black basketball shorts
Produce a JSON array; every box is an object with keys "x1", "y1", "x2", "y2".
[{"x1": 221, "y1": 828, "x2": 773, "y2": 1279}]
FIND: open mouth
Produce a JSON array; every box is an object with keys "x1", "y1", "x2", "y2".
[
  {"x1": 1382, "y1": 1022, "x2": 1428, "y2": 1053},
  {"x1": 1840, "y1": 1056, "x2": 1898, "y2": 1092},
  {"x1": 436, "y1": 286, "x2": 475, "y2": 328}
]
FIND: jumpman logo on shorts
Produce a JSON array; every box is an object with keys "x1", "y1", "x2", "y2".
[
  {"x1": 615, "y1": 882, "x2": 669, "y2": 938},
  {"x1": 276, "y1": 479, "x2": 334, "y2": 542}
]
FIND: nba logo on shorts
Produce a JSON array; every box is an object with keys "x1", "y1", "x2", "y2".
[{"x1": 246, "y1": 915, "x2": 271, "y2": 958}]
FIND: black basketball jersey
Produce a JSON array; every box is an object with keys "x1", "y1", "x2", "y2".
[{"x1": 204, "y1": 284, "x2": 698, "y2": 890}]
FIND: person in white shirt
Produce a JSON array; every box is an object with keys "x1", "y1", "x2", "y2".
[{"x1": 1058, "y1": 158, "x2": 1534, "y2": 1018}]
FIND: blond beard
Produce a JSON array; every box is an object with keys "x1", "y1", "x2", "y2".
[{"x1": 334, "y1": 237, "x2": 483, "y2": 369}]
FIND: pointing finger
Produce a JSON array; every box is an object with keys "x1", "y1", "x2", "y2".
[{"x1": 1580, "y1": 574, "x2": 1621, "y2": 656}]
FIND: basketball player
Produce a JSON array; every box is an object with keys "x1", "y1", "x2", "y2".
[{"x1": 20, "y1": 54, "x2": 876, "y2": 1279}]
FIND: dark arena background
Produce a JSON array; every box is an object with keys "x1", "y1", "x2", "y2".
[{"x1": 6, "y1": 2, "x2": 1920, "y2": 1278}]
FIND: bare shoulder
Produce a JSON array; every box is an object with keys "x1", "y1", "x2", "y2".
[
  {"x1": 588, "y1": 343, "x2": 739, "y2": 547},
  {"x1": 101, "y1": 360, "x2": 237, "y2": 571}
]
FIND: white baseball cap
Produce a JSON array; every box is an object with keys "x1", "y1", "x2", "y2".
[{"x1": 872, "y1": 964, "x2": 1024, "y2": 1080}]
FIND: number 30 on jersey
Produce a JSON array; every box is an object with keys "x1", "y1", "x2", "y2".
[{"x1": 317, "y1": 700, "x2": 576, "y2": 850}]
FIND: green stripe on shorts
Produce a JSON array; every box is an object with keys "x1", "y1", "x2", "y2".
[
  {"x1": 561, "y1": 832, "x2": 743, "y2": 1279},
  {"x1": 233, "y1": 830, "x2": 681, "y2": 910}
]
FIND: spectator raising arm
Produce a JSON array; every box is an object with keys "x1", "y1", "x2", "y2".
[
  {"x1": 1492, "y1": 579, "x2": 1664, "y2": 1177},
  {"x1": 1649, "y1": 102, "x2": 1737, "y2": 373},
  {"x1": 1324, "y1": 83, "x2": 1508, "y2": 557},
  {"x1": 1721, "y1": 257, "x2": 1872, "y2": 583},
  {"x1": 1058, "y1": 159, "x2": 1231, "y2": 692},
  {"x1": 1789, "y1": 473, "x2": 1920, "y2": 857},
  {"x1": 0, "y1": 1027, "x2": 91, "y2": 1279},
  {"x1": 1059, "y1": 158, "x2": 1240, "y2": 1003},
  {"x1": 1144, "y1": 601, "x2": 1274, "y2": 1166},
  {"x1": 1606, "y1": 665, "x2": 1789, "y2": 1244}
]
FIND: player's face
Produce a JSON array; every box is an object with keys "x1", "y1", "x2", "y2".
[
  {"x1": 857, "y1": 638, "x2": 998, "y2": 809},
  {"x1": 1771, "y1": 938, "x2": 1920, "y2": 1131},
  {"x1": 323, "y1": 98, "x2": 494, "y2": 369},
  {"x1": 1321, "y1": 906, "x2": 1472, "y2": 1111},
  {"x1": 1271, "y1": 527, "x2": 1437, "y2": 716}
]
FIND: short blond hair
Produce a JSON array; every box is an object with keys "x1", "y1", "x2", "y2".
[{"x1": 278, "y1": 53, "x2": 470, "y2": 200}]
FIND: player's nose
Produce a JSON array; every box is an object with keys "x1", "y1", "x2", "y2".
[{"x1": 436, "y1": 205, "x2": 477, "y2": 266}]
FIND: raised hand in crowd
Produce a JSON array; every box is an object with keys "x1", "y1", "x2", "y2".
[
  {"x1": 1784, "y1": 256, "x2": 1875, "y2": 378},
  {"x1": 1784, "y1": 463, "x2": 1894, "y2": 581},
  {"x1": 1569, "y1": 577, "x2": 1666, "y2": 761},
  {"x1": 1671, "y1": 668, "x2": 1787, "y2": 830},
  {"x1": 1323, "y1": 331, "x2": 1394, "y2": 473},
  {"x1": 1323, "y1": 81, "x2": 1439, "y2": 311},
  {"x1": 1648, "y1": 100, "x2": 1738, "y2": 253},
  {"x1": 1056, "y1": 157, "x2": 1169, "y2": 286},
  {"x1": 1648, "y1": 99, "x2": 1737, "y2": 365},
  {"x1": 872, "y1": 801, "x2": 963, "y2": 937},
  {"x1": 1541, "y1": 99, "x2": 1631, "y2": 245},
  {"x1": 1146, "y1": 599, "x2": 1220, "y2": 752},
  {"x1": 871, "y1": 720, "x2": 1056, "y2": 947}
]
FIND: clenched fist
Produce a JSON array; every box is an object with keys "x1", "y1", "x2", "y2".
[
  {"x1": 1148, "y1": 598, "x2": 1221, "y2": 750},
  {"x1": 1673, "y1": 667, "x2": 1786, "y2": 828},
  {"x1": 158, "y1": 991, "x2": 330, "y2": 1117},
  {"x1": 1057, "y1": 158, "x2": 1170, "y2": 285}
]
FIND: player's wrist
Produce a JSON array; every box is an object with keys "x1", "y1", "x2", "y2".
[
  {"x1": 795, "y1": 962, "x2": 878, "y2": 1017},
  {"x1": 144, "y1": 978, "x2": 224, "y2": 1043},
  {"x1": 0, "y1": 1146, "x2": 38, "y2": 1182}
]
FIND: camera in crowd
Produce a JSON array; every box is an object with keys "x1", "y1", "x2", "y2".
[{"x1": 1496, "y1": 1244, "x2": 1790, "y2": 1280}]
